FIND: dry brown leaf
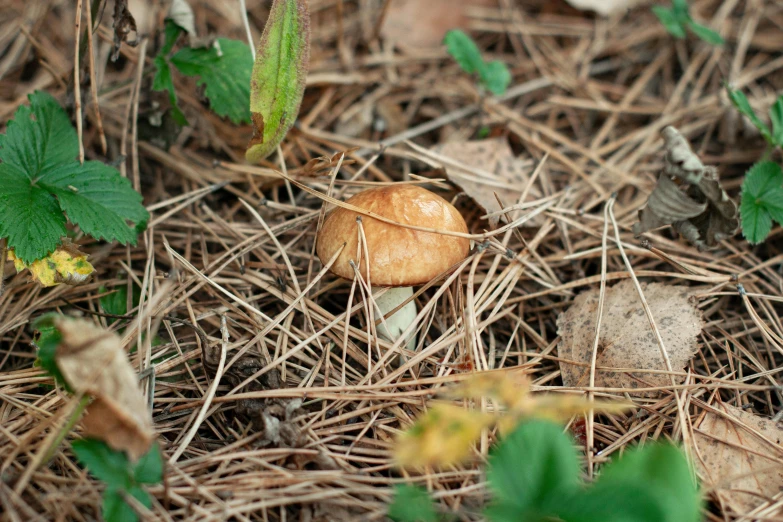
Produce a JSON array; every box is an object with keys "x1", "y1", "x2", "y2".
[
  {"x1": 694, "y1": 403, "x2": 783, "y2": 516},
  {"x1": 381, "y1": 0, "x2": 494, "y2": 49},
  {"x1": 436, "y1": 138, "x2": 539, "y2": 225},
  {"x1": 633, "y1": 126, "x2": 739, "y2": 251},
  {"x1": 54, "y1": 317, "x2": 154, "y2": 460},
  {"x1": 557, "y1": 279, "x2": 702, "y2": 395},
  {"x1": 565, "y1": 0, "x2": 643, "y2": 16}
]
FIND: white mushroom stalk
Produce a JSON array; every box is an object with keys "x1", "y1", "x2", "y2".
[{"x1": 374, "y1": 286, "x2": 417, "y2": 353}]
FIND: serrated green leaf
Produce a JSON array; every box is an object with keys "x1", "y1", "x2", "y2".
[
  {"x1": 686, "y1": 21, "x2": 724, "y2": 45},
  {"x1": 160, "y1": 19, "x2": 184, "y2": 56},
  {"x1": 727, "y1": 88, "x2": 773, "y2": 145},
  {"x1": 444, "y1": 29, "x2": 485, "y2": 75},
  {"x1": 171, "y1": 39, "x2": 252, "y2": 124},
  {"x1": 38, "y1": 161, "x2": 148, "y2": 245},
  {"x1": 246, "y1": 0, "x2": 310, "y2": 162},
  {"x1": 653, "y1": 7, "x2": 687, "y2": 39},
  {"x1": 388, "y1": 484, "x2": 438, "y2": 522},
  {"x1": 0, "y1": 163, "x2": 67, "y2": 263},
  {"x1": 769, "y1": 96, "x2": 783, "y2": 147},
  {"x1": 486, "y1": 420, "x2": 581, "y2": 514},
  {"x1": 479, "y1": 60, "x2": 511, "y2": 96},
  {"x1": 73, "y1": 438, "x2": 132, "y2": 489},
  {"x1": 133, "y1": 443, "x2": 163, "y2": 484},
  {"x1": 592, "y1": 444, "x2": 701, "y2": 522},
  {"x1": 0, "y1": 91, "x2": 78, "y2": 178},
  {"x1": 741, "y1": 192, "x2": 773, "y2": 244},
  {"x1": 103, "y1": 489, "x2": 139, "y2": 522},
  {"x1": 741, "y1": 162, "x2": 783, "y2": 243},
  {"x1": 743, "y1": 161, "x2": 783, "y2": 198}
]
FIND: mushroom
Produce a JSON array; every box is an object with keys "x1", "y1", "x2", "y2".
[{"x1": 316, "y1": 184, "x2": 469, "y2": 353}]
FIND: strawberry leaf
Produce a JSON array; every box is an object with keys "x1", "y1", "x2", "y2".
[
  {"x1": 0, "y1": 91, "x2": 148, "y2": 263},
  {"x1": 740, "y1": 161, "x2": 783, "y2": 244},
  {"x1": 171, "y1": 39, "x2": 253, "y2": 124},
  {"x1": 727, "y1": 88, "x2": 774, "y2": 145}
]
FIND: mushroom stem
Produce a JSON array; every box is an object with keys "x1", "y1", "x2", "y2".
[{"x1": 374, "y1": 286, "x2": 417, "y2": 353}]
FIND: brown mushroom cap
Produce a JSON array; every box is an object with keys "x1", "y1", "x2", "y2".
[{"x1": 316, "y1": 185, "x2": 470, "y2": 287}]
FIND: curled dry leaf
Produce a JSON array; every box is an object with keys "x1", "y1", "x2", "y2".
[
  {"x1": 564, "y1": 0, "x2": 643, "y2": 17},
  {"x1": 694, "y1": 403, "x2": 783, "y2": 516},
  {"x1": 112, "y1": 0, "x2": 138, "y2": 61},
  {"x1": 52, "y1": 317, "x2": 154, "y2": 460},
  {"x1": 8, "y1": 242, "x2": 94, "y2": 287},
  {"x1": 436, "y1": 138, "x2": 539, "y2": 226},
  {"x1": 633, "y1": 126, "x2": 739, "y2": 251},
  {"x1": 557, "y1": 279, "x2": 702, "y2": 395},
  {"x1": 246, "y1": 0, "x2": 310, "y2": 163}
]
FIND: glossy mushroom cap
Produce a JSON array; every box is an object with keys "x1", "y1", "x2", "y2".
[{"x1": 316, "y1": 185, "x2": 470, "y2": 287}]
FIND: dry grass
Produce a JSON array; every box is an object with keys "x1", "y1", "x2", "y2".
[{"x1": 1, "y1": 0, "x2": 783, "y2": 520}]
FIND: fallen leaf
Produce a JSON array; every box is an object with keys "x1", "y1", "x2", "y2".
[
  {"x1": 395, "y1": 371, "x2": 631, "y2": 469},
  {"x1": 112, "y1": 0, "x2": 138, "y2": 61},
  {"x1": 381, "y1": 0, "x2": 495, "y2": 49},
  {"x1": 565, "y1": 0, "x2": 643, "y2": 17},
  {"x1": 557, "y1": 280, "x2": 702, "y2": 395},
  {"x1": 633, "y1": 126, "x2": 739, "y2": 251},
  {"x1": 50, "y1": 316, "x2": 154, "y2": 460},
  {"x1": 694, "y1": 403, "x2": 783, "y2": 516},
  {"x1": 8, "y1": 242, "x2": 94, "y2": 287},
  {"x1": 395, "y1": 402, "x2": 496, "y2": 469},
  {"x1": 436, "y1": 137, "x2": 539, "y2": 225}
]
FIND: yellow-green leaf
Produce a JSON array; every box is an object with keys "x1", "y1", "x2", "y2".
[
  {"x1": 246, "y1": 0, "x2": 310, "y2": 163},
  {"x1": 8, "y1": 243, "x2": 94, "y2": 287}
]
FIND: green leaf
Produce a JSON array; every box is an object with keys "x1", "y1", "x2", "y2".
[
  {"x1": 486, "y1": 420, "x2": 581, "y2": 514},
  {"x1": 444, "y1": 29, "x2": 485, "y2": 75},
  {"x1": 0, "y1": 163, "x2": 67, "y2": 262},
  {"x1": 558, "y1": 480, "x2": 667, "y2": 522},
  {"x1": 769, "y1": 96, "x2": 783, "y2": 147},
  {"x1": 103, "y1": 489, "x2": 139, "y2": 522},
  {"x1": 171, "y1": 39, "x2": 253, "y2": 124},
  {"x1": 73, "y1": 438, "x2": 132, "y2": 489},
  {"x1": 671, "y1": 0, "x2": 690, "y2": 18},
  {"x1": 152, "y1": 20, "x2": 188, "y2": 126},
  {"x1": 0, "y1": 92, "x2": 148, "y2": 264},
  {"x1": 31, "y1": 314, "x2": 68, "y2": 388},
  {"x1": 0, "y1": 91, "x2": 78, "y2": 178},
  {"x1": 653, "y1": 7, "x2": 687, "y2": 39},
  {"x1": 727, "y1": 88, "x2": 773, "y2": 145},
  {"x1": 388, "y1": 484, "x2": 438, "y2": 522},
  {"x1": 38, "y1": 161, "x2": 148, "y2": 246},
  {"x1": 246, "y1": 0, "x2": 310, "y2": 162},
  {"x1": 740, "y1": 162, "x2": 783, "y2": 244},
  {"x1": 592, "y1": 444, "x2": 701, "y2": 522},
  {"x1": 152, "y1": 57, "x2": 188, "y2": 126},
  {"x1": 480, "y1": 61, "x2": 511, "y2": 96},
  {"x1": 686, "y1": 21, "x2": 724, "y2": 45},
  {"x1": 133, "y1": 443, "x2": 163, "y2": 484},
  {"x1": 100, "y1": 283, "x2": 141, "y2": 321}
]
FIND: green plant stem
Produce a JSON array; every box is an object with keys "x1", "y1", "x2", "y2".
[{"x1": 42, "y1": 394, "x2": 91, "y2": 465}]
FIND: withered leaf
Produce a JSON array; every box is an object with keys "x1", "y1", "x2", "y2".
[
  {"x1": 54, "y1": 317, "x2": 154, "y2": 460},
  {"x1": 381, "y1": 0, "x2": 494, "y2": 49},
  {"x1": 436, "y1": 138, "x2": 539, "y2": 226},
  {"x1": 557, "y1": 280, "x2": 702, "y2": 395},
  {"x1": 633, "y1": 126, "x2": 739, "y2": 250},
  {"x1": 565, "y1": 0, "x2": 643, "y2": 16},
  {"x1": 694, "y1": 403, "x2": 783, "y2": 516},
  {"x1": 112, "y1": 0, "x2": 138, "y2": 61}
]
